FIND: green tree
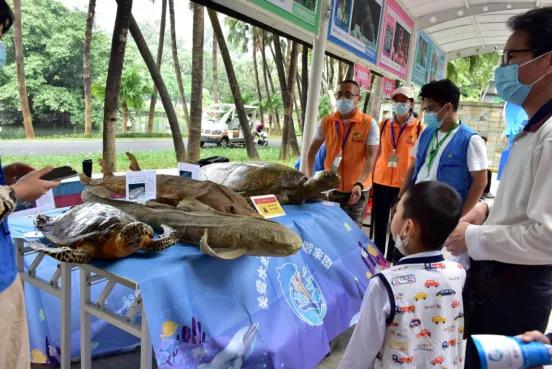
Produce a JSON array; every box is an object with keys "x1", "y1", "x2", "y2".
[{"x1": 446, "y1": 52, "x2": 501, "y2": 101}]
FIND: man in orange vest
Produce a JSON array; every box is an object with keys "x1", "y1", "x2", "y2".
[
  {"x1": 372, "y1": 86, "x2": 422, "y2": 260},
  {"x1": 306, "y1": 80, "x2": 379, "y2": 224}
]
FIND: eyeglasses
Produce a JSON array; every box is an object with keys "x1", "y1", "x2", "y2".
[
  {"x1": 501, "y1": 49, "x2": 542, "y2": 66},
  {"x1": 335, "y1": 92, "x2": 359, "y2": 99}
]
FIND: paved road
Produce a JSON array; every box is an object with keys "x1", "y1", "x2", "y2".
[{"x1": 0, "y1": 137, "x2": 283, "y2": 156}]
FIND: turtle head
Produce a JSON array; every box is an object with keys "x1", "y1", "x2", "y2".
[{"x1": 302, "y1": 170, "x2": 341, "y2": 199}]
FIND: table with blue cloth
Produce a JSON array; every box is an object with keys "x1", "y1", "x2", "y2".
[{"x1": 10, "y1": 201, "x2": 388, "y2": 369}]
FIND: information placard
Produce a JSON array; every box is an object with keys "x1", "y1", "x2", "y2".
[
  {"x1": 251, "y1": 195, "x2": 286, "y2": 219},
  {"x1": 126, "y1": 170, "x2": 157, "y2": 202}
]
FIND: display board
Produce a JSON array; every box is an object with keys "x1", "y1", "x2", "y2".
[
  {"x1": 252, "y1": 0, "x2": 322, "y2": 34},
  {"x1": 383, "y1": 76, "x2": 396, "y2": 98},
  {"x1": 354, "y1": 63, "x2": 372, "y2": 90},
  {"x1": 377, "y1": 0, "x2": 414, "y2": 80},
  {"x1": 328, "y1": 0, "x2": 384, "y2": 64},
  {"x1": 412, "y1": 31, "x2": 447, "y2": 86}
]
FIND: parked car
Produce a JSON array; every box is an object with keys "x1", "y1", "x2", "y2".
[{"x1": 200, "y1": 104, "x2": 258, "y2": 147}]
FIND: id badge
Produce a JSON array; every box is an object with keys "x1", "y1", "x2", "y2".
[
  {"x1": 332, "y1": 154, "x2": 342, "y2": 172},
  {"x1": 388, "y1": 154, "x2": 399, "y2": 168}
]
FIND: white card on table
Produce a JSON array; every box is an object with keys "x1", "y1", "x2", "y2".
[
  {"x1": 126, "y1": 170, "x2": 157, "y2": 202},
  {"x1": 178, "y1": 162, "x2": 201, "y2": 180}
]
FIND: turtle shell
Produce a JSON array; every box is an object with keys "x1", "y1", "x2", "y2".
[
  {"x1": 200, "y1": 162, "x2": 307, "y2": 196},
  {"x1": 35, "y1": 203, "x2": 139, "y2": 246}
]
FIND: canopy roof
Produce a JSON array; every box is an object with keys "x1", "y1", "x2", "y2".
[{"x1": 400, "y1": 0, "x2": 552, "y2": 60}]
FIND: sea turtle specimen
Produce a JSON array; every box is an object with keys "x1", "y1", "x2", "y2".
[
  {"x1": 28, "y1": 202, "x2": 177, "y2": 263},
  {"x1": 79, "y1": 153, "x2": 258, "y2": 217},
  {"x1": 82, "y1": 186, "x2": 303, "y2": 259},
  {"x1": 199, "y1": 162, "x2": 341, "y2": 204}
]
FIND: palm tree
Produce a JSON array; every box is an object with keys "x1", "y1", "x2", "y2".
[
  {"x1": 251, "y1": 28, "x2": 265, "y2": 127},
  {"x1": 12, "y1": 0, "x2": 34, "y2": 139},
  {"x1": 280, "y1": 40, "x2": 300, "y2": 160},
  {"x1": 168, "y1": 0, "x2": 190, "y2": 132},
  {"x1": 103, "y1": 0, "x2": 133, "y2": 171},
  {"x1": 300, "y1": 45, "x2": 309, "y2": 131},
  {"x1": 208, "y1": 10, "x2": 259, "y2": 159},
  {"x1": 188, "y1": 3, "x2": 204, "y2": 161},
  {"x1": 146, "y1": 0, "x2": 167, "y2": 135},
  {"x1": 126, "y1": 13, "x2": 186, "y2": 161},
  {"x1": 261, "y1": 31, "x2": 280, "y2": 134},
  {"x1": 83, "y1": 0, "x2": 96, "y2": 136},
  {"x1": 212, "y1": 36, "x2": 219, "y2": 104}
]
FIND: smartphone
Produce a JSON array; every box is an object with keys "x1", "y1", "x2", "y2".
[{"x1": 40, "y1": 166, "x2": 78, "y2": 181}]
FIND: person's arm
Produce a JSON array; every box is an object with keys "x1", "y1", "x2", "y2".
[
  {"x1": 466, "y1": 141, "x2": 552, "y2": 265},
  {"x1": 356, "y1": 145, "x2": 378, "y2": 185},
  {"x1": 0, "y1": 186, "x2": 16, "y2": 223},
  {"x1": 338, "y1": 277, "x2": 390, "y2": 369},
  {"x1": 349, "y1": 119, "x2": 380, "y2": 205},
  {"x1": 461, "y1": 170, "x2": 487, "y2": 215},
  {"x1": 306, "y1": 137, "x2": 324, "y2": 178}
]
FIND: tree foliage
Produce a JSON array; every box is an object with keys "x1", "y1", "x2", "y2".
[{"x1": 446, "y1": 52, "x2": 501, "y2": 101}]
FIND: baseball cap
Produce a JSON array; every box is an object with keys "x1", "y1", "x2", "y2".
[{"x1": 391, "y1": 86, "x2": 414, "y2": 99}]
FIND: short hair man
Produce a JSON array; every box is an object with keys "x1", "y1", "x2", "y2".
[{"x1": 306, "y1": 80, "x2": 379, "y2": 224}]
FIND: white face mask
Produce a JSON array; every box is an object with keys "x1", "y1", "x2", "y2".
[
  {"x1": 336, "y1": 99, "x2": 355, "y2": 115},
  {"x1": 393, "y1": 226, "x2": 408, "y2": 255}
]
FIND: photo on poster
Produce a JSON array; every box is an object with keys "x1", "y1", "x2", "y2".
[
  {"x1": 294, "y1": 0, "x2": 316, "y2": 12},
  {"x1": 383, "y1": 23, "x2": 394, "y2": 56},
  {"x1": 350, "y1": 0, "x2": 382, "y2": 47},
  {"x1": 333, "y1": 0, "x2": 352, "y2": 32},
  {"x1": 179, "y1": 170, "x2": 192, "y2": 179},
  {"x1": 392, "y1": 22, "x2": 410, "y2": 68},
  {"x1": 416, "y1": 36, "x2": 429, "y2": 68},
  {"x1": 128, "y1": 183, "x2": 146, "y2": 201}
]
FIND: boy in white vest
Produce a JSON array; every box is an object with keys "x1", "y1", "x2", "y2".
[{"x1": 339, "y1": 181, "x2": 466, "y2": 369}]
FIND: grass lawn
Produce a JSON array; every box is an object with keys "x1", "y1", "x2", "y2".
[{"x1": 2, "y1": 146, "x2": 298, "y2": 173}]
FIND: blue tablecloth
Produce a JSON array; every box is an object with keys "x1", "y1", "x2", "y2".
[{"x1": 10, "y1": 202, "x2": 388, "y2": 369}]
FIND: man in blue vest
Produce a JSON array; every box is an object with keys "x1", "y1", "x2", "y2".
[
  {"x1": 0, "y1": 2, "x2": 61, "y2": 367},
  {"x1": 397, "y1": 79, "x2": 488, "y2": 217}
]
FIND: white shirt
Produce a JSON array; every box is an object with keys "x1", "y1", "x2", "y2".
[
  {"x1": 411, "y1": 125, "x2": 488, "y2": 183},
  {"x1": 314, "y1": 118, "x2": 380, "y2": 147},
  {"x1": 338, "y1": 250, "x2": 443, "y2": 369},
  {"x1": 466, "y1": 116, "x2": 552, "y2": 265}
]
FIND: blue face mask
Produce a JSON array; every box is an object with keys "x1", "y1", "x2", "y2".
[
  {"x1": 0, "y1": 43, "x2": 6, "y2": 69},
  {"x1": 424, "y1": 106, "x2": 447, "y2": 130},
  {"x1": 495, "y1": 52, "x2": 550, "y2": 106},
  {"x1": 392, "y1": 102, "x2": 411, "y2": 117},
  {"x1": 336, "y1": 99, "x2": 355, "y2": 115}
]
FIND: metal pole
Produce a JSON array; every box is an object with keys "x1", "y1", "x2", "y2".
[
  {"x1": 60, "y1": 262, "x2": 72, "y2": 369},
  {"x1": 140, "y1": 309, "x2": 153, "y2": 369},
  {"x1": 406, "y1": 23, "x2": 418, "y2": 85},
  {"x1": 80, "y1": 269, "x2": 92, "y2": 369},
  {"x1": 299, "y1": 0, "x2": 331, "y2": 174}
]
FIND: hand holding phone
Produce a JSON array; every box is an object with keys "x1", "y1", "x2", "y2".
[{"x1": 39, "y1": 166, "x2": 78, "y2": 181}]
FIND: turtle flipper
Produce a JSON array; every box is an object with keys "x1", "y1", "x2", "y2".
[
  {"x1": 145, "y1": 225, "x2": 178, "y2": 251},
  {"x1": 34, "y1": 214, "x2": 52, "y2": 231},
  {"x1": 199, "y1": 230, "x2": 247, "y2": 259},
  {"x1": 98, "y1": 159, "x2": 114, "y2": 178},
  {"x1": 27, "y1": 242, "x2": 92, "y2": 264},
  {"x1": 126, "y1": 152, "x2": 141, "y2": 171}
]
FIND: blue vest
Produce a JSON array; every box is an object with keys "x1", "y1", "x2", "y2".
[
  {"x1": 0, "y1": 163, "x2": 17, "y2": 293},
  {"x1": 412, "y1": 123, "x2": 477, "y2": 202}
]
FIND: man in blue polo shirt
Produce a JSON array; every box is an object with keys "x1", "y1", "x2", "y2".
[{"x1": 0, "y1": 2, "x2": 60, "y2": 367}]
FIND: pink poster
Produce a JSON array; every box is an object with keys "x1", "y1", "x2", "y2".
[
  {"x1": 378, "y1": 0, "x2": 414, "y2": 80},
  {"x1": 354, "y1": 64, "x2": 371, "y2": 90},
  {"x1": 383, "y1": 77, "x2": 396, "y2": 98}
]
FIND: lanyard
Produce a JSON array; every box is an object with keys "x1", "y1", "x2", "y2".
[
  {"x1": 426, "y1": 123, "x2": 458, "y2": 170},
  {"x1": 335, "y1": 121, "x2": 354, "y2": 151},
  {"x1": 390, "y1": 119, "x2": 409, "y2": 151}
]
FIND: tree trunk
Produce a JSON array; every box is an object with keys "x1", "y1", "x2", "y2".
[
  {"x1": 103, "y1": 0, "x2": 132, "y2": 171},
  {"x1": 188, "y1": 3, "x2": 204, "y2": 162},
  {"x1": 169, "y1": 0, "x2": 190, "y2": 132},
  {"x1": 262, "y1": 31, "x2": 280, "y2": 134},
  {"x1": 260, "y1": 34, "x2": 273, "y2": 131},
  {"x1": 83, "y1": 0, "x2": 96, "y2": 136},
  {"x1": 346, "y1": 62, "x2": 354, "y2": 80},
  {"x1": 208, "y1": 9, "x2": 259, "y2": 159},
  {"x1": 338, "y1": 61, "x2": 345, "y2": 83},
  {"x1": 212, "y1": 36, "x2": 219, "y2": 104},
  {"x1": 13, "y1": 0, "x2": 34, "y2": 139},
  {"x1": 127, "y1": 13, "x2": 186, "y2": 162},
  {"x1": 301, "y1": 45, "x2": 309, "y2": 132},
  {"x1": 280, "y1": 41, "x2": 300, "y2": 160},
  {"x1": 146, "y1": 0, "x2": 167, "y2": 135},
  {"x1": 122, "y1": 103, "x2": 128, "y2": 133},
  {"x1": 252, "y1": 30, "x2": 264, "y2": 126}
]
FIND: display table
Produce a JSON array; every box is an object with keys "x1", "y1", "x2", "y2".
[{"x1": 10, "y1": 201, "x2": 388, "y2": 369}]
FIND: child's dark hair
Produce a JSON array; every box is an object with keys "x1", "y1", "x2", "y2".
[
  {"x1": 0, "y1": 0, "x2": 14, "y2": 34},
  {"x1": 419, "y1": 79, "x2": 461, "y2": 111},
  {"x1": 402, "y1": 181, "x2": 462, "y2": 250}
]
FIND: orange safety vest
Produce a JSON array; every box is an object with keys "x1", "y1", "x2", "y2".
[
  {"x1": 322, "y1": 109, "x2": 376, "y2": 193},
  {"x1": 373, "y1": 116, "x2": 423, "y2": 188}
]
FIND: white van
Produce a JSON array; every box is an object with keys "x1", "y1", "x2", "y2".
[{"x1": 200, "y1": 103, "x2": 258, "y2": 147}]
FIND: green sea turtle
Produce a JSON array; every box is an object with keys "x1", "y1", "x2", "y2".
[
  {"x1": 199, "y1": 162, "x2": 341, "y2": 204},
  {"x1": 28, "y1": 202, "x2": 177, "y2": 263}
]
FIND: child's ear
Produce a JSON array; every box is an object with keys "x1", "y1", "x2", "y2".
[{"x1": 404, "y1": 218, "x2": 418, "y2": 239}]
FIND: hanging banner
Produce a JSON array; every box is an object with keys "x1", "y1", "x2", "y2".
[
  {"x1": 412, "y1": 32, "x2": 433, "y2": 86},
  {"x1": 383, "y1": 77, "x2": 396, "y2": 98},
  {"x1": 429, "y1": 43, "x2": 447, "y2": 82},
  {"x1": 252, "y1": 0, "x2": 322, "y2": 34},
  {"x1": 328, "y1": 0, "x2": 384, "y2": 64},
  {"x1": 377, "y1": 0, "x2": 414, "y2": 80},
  {"x1": 354, "y1": 63, "x2": 372, "y2": 90}
]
